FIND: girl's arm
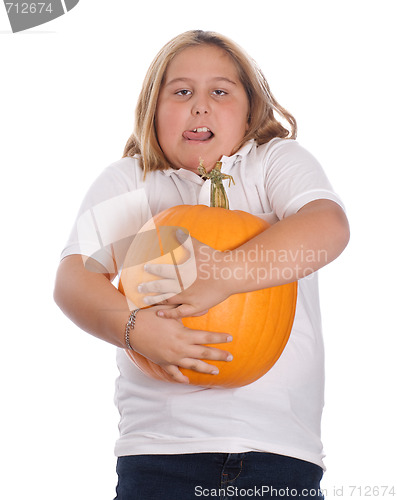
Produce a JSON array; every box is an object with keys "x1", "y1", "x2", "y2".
[
  {"x1": 53, "y1": 255, "x2": 233, "y2": 383},
  {"x1": 142, "y1": 199, "x2": 350, "y2": 319}
]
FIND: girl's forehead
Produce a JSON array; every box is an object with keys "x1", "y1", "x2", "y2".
[{"x1": 163, "y1": 45, "x2": 240, "y2": 82}]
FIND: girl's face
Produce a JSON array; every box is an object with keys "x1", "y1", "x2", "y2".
[{"x1": 156, "y1": 44, "x2": 250, "y2": 173}]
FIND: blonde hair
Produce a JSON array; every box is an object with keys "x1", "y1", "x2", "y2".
[{"x1": 123, "y1": 30, "x2": 297, "y2": 174}]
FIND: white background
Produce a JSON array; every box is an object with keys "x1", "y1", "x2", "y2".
[{"x1": 1, "y1": 1, "x2": 396, "y2": 498}]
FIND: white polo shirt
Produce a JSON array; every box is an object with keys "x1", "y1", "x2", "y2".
[{"x1": 61, "y1": 138, "x2": 344, "y2": 469}]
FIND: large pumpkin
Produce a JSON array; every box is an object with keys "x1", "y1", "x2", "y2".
[{"x1": 119, "y1": 204, "x2": 297, "y2": 388}]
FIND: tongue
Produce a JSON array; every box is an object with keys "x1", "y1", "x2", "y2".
[{"x1": 183, "y1": 130, "x2": 213, "y2": 141}]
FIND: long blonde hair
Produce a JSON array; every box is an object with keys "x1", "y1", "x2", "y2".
[{"x1": 123, "y1": 30, "x2": 297, "y2": 175}]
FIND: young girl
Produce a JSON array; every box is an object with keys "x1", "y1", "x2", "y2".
[{"x1": 54, "y1": 30, "x2": 349, "y2": 499}]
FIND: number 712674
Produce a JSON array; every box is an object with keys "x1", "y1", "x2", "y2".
[{"x1": 5, "y1": 3, "x2": 53, "y2": 14}]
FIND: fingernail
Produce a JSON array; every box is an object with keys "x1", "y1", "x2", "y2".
[
  {"x1": 157, "y1": 311, "x2": 164, "y2": 317},
  {"x1": 227, "y1": 336, "x2": 233, "y2": 342},
  {"x1": 137, "y1": 285, "x2": 143, "y2": 293},
  {"x1": 226, "y1": 355, "x2": 233, "y2": 362},
  {"x1": 211, "y1": 369, "x2": 219, "y2": 375}
]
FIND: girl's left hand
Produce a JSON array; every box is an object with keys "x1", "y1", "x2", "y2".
[{"x1": 138, "y1": 230, "x2": 233, "y2": 319}]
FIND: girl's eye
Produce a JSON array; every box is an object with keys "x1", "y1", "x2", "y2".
[
  {"x1": 213, "y1": 89, "x2": 227, "y2": 96},
  {"x1": 176, "y1": 89, "x2": 192, "y2": 96}
]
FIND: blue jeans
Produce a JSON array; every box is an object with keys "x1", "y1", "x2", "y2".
[{"x1": 114, "y1": 452, "x2": 324, "y2": 499}]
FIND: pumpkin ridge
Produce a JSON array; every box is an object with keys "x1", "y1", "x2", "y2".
[
  {"x1": 259, "y1": 288, "x2": 282, "y2": 363},
  {"x1": 261, "y1": 283, "x2": 297, "y2": 369}
]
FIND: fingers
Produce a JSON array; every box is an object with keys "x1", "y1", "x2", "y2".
[
  {"x1": 178, "y1": 358, "x2": 221, "y2": 376},
  {"x1": 181, "y1": 331, "x2": 234, "y2": 363},
  {"x1": 156, "y1": 303, "x2": 197, "y2": 319},
  {"x1": 162, "y1": 358, "x2": 227, "y2": 382},
  {"x1": 163, "y1": 365, "x2": 190, "y2": 384},
  {"x1": 144, "y1": 262, "x2": 178, "y2": 280},
  {"x1": 160, "y1": 343, "x2": 233, "y2": 381},
  {"x1": 161, "y1": 329, "x2": 233, "y2": 375},
  {"x1": 190, "y1": 331, "x2": 233, "y2": 346},
  {"x1": 189, "y1": 341, "x2": 233, "y2": 364},
  {"x1": 191, "y1": 345, "x2": 233, "y2": 363},
  {"x1": 144, "y1": 243, "x2": 197, "y2": 290},
  {"x1": 143, "y1": 292, "x2": 176, "y2": 307},
  {"x1": 139, "y1": 278, "x2": 182, "y2": 295},
  {"x1": 189, "y1": 309, "x2": 209, "y2": 317}
]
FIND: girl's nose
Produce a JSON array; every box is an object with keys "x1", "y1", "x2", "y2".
[{"x1": 191, "y1": 95, "x2": 210, "y2": 116}]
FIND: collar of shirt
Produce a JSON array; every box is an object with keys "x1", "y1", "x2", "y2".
[{"x1": 161, "y1": 139, "x2": 256, "y2": 184}]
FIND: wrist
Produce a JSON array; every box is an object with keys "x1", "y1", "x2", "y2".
[{"x1": 124, "y1": 308, "x2": 141, "y2": 350}]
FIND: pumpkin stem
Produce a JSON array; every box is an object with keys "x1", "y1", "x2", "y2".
[{"x1": 198, "y1": 159, "x2": 235, "y2": 209}]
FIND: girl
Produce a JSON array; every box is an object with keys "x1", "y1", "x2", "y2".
[{"x1": 54, "y1": 30, "x2": 349, "y2": 499}]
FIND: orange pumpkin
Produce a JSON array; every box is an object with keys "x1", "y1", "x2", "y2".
[{"x1": 119, "y1": 204, "x2": 297, "y2": 388}]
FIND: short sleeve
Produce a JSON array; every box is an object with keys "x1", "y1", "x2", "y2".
[
  {"x1": 60, "y1": 158, "x2": 152, "y2": 274},
  {"x1": 264, "y1": 139, "x2": 344, "y2": 220}
]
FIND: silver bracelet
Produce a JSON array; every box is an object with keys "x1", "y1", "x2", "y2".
[{"x1": 125, "y1": 308, "x2": 140, "y2": 350}]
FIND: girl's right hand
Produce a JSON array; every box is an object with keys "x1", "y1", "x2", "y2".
[{"x1": 130, "y1": 305, "x2": 233, "y2": 384}]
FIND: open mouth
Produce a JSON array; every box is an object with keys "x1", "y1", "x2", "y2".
[{"x1": 182, "y1": 127, "x2": 214, "y2": 142}]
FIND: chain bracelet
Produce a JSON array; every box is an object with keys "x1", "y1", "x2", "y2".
[{"x1": 125, "y1": 308, "x2": 140, "y2": 350}]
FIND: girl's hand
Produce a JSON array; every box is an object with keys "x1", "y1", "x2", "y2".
[
  {"x1": 139, "y1": 229, "x2": 198, "y2": 307},
  {"x1": 138, "y1": 230, "x2": 233, "y2": 320},
  {"x1": 131, "y1": 305, "x2": 233, "y2": 384}
]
